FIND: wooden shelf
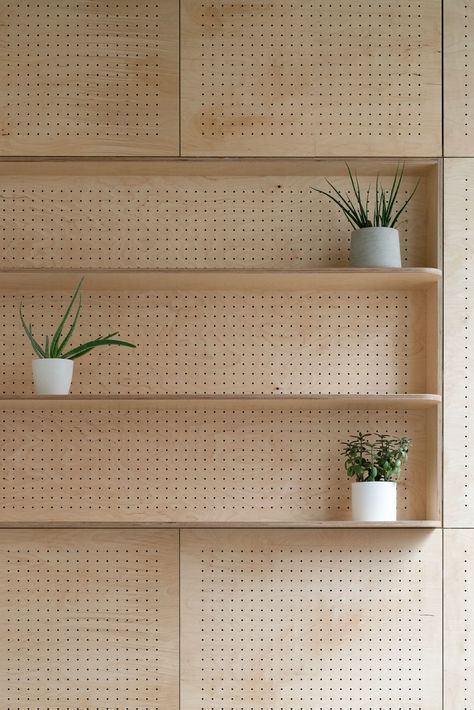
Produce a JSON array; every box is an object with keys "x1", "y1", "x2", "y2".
[
  {"x1": 0, "y1": 520, "x2": 442, "y2": 529},
  {"x1": 0, "y1": 268, "x2": 442, "y2": 292},
  {"x1": 0, "y1": 394, "x2": 442, "y2": 410}
]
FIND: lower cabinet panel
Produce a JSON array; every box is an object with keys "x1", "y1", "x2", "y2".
[
  {"x1": 0, "y1": 530, "x2": 179, "y2": 709},
  {"x1": 444, "y1": 529, "x2": 474, "y2": 710},
  {"x1": 0, "y1": 528, "x2": 442, "y2": 709},
  {"x1": 181, "y1": 529, "x2": 442, "y2": 710}
]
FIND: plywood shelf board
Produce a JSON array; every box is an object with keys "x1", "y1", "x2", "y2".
[
  {"x1": 0, "y1": 520, "x2": 442, "y2": 529},
  {"x1": 0, "y1": 268, "x2": 442, "y2": 292},
  {"x1": 0, "y1": 393, "x2": 442, "y2": 410}
]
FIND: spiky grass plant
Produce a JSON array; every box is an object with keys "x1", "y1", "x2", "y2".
[
  {"x1": 341, "y1": 432, "x2": 411, "y2": 482},
  {"x1": 311, "y1": 163, "x2": 419, "y2": 229},
  {"x1": 19, "y1": 279, "x2": 136, "y2": 359}
]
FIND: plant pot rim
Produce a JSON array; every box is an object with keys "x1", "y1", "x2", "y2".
[
  {"x1": 33, "y1": 357, "x2": 73, "y2": 361},
  {"x1": 352, "y1": 226, "x2": 399, "y2": 233},
  {"x1": 352, "y1": 480, "x2": 397, "y2": 484}
]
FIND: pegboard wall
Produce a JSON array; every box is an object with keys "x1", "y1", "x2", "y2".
[
  {"x1": 0, "y1": 529, "x2": 179, "y2": 708},
  {"x1": 443, "y1": 159, "x2": 474, "y2": 526},
  {"x1": 444, "y1": 529, "x2": 474, "y2": 709},
  {"x1": 181, "y1": 0, "x2": 441, "y2": 156},
  {"x1": 0, "y1": 408, "x2": 429, "y2": 524},
  {"x1": 0, "y1": 163, "x2": 433, "y2": 269},
  {"x1": 181, "y1": 529, "x2": 442, "y2": 710},
  {"x1": 0, "y1": 0, "x2": 179, "y2": 155},
  {"x1": 2, "y1": 289, "x2": 428, "y2": 396},
  {"x1": 445, "y1": 0, "x2": 474, "y2": 155}
]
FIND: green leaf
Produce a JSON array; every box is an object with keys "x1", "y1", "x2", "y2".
[
  {"x1": 62, "y1": 336, "x2": 137, "y2": 360},
  {"x1": 49, "y1": 278, "x2": 84, "y2": 358},
  {"x1": 55, "y1": 295, "x2": 82, "y2": 356},
  {"x1": 19, "y1": 303, "x2": 46, "y2": 358}
]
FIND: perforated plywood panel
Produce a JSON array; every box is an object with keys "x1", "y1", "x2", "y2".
[
  {"x1": 3, "y1": 289, "x2": 427, "y2": 395},
  {"x1": 444, "y1": 529, "x2": 474, "y2": 710},
  {"x1": 445, "y1": 0, "x2": 474, "y2": 155},
  {"x1": 181, "y1": 529, "x2": 442, "y2": 710},
  {"x1": 0, "y1": 1, "x2": 179, "y2": 155},
  {"x1": 444, "y1": 159, "x2": 474, "y2": 526},
  {"x1": 0, "y1": 161, "x2": 433, "y2": 269},
  {"x1": 181, "y1": 0, "x2": 441, "y2": 157},
  {"x1": 0, "y1": 407, "x2": 429, "y2": 523},
  {"x1": 0, "y1": 529, "x2": 179, "y2": 708}
]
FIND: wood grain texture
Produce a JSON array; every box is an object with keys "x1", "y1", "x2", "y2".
[
  {"x1": 0, "y1": 407, "x2": 432, "y2": 524},
  {"x1": 444, "y1": 159, "x2": 473, "y2": 526},
  {"x1": 0, "y1": 0, "x2": 179, "y2": 155},
  {"x1": 0, "y1": 160, "x2": 438, "y2": 270},
  {"x1": 181, "y1": 0, "x2": 442, "y2": 156},
  {"x1": 0, "y1": 529, "x2": 179, "y2": 708},
  {"x1": 181, "y1": 529, "x2": 442, "y2": 709},
  {"x1": 445, "y1": 0, "x2": 474, "y2": 155},
  {"x1": 444, "y1": 530, "x2": 474, "y2": 709}
]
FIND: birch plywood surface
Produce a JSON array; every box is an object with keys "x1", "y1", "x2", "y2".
[
  {"x1": 0, "y1": 408, "x2": 429, "y2": 524},
  {"x1": 181, "y1": 0, "x2": 441, "y2": 156},
  {"x1": 445, "y1": 0, "x2": 474, "y2": 155},
  {"x1": 0, "y1": 161, "x2": 433, "y2": 269},
  {"x1": 444, "y1": 530, "x2": 474, "y2": 709},
  {"x1": 181, "y1": 529, "x2": 442, "y2": 710},
  {"x1": 444, "y1": 159, "x2": 474, "y2": 526},
  {"x1": 0, "y1": 0, "x2": 179, "y2": 155},
  {"x1": 2, "y1": 290, "x2": 428, "y2": 395},
  {"x1": 0, "y1": 529, "x2": 179, "y2": 708}
]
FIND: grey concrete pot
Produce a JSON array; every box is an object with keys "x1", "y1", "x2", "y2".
[{"x1": 350, "y1": 227, "x2": 401, "y2": 268}]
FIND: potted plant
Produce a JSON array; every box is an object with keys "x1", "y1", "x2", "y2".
[
  {"x1": 19, "y1": 279, "x2": 136, "y2": 395},
  {"x1": 341, "y1": 432, "x2": 411, "y2": 521},
  {"x1": 311, "y1": 164, "x2": 419, "y2": 267}
]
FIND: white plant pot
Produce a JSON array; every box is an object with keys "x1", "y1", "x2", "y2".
[
  {"x1": 351, "y1": 481, "x2": 397, "y2": 521},
  {"x1": 350, "y1": 227, "x2": 401, "y2": 268},
  {"x1": 32, "y1": 358, "x2": 74, "y2": 395}
]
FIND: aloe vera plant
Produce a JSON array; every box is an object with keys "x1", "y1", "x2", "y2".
[
  {"x1": 19, "y1": 279, "x2": 136, "y2": 359},
  {"x1": 311, "y1": 163, "x2": 419, "y2": 229}
]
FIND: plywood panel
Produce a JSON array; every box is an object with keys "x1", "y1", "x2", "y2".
[
  {"x1": 181, "y1": 529, "x2": 442, "y2": 710},
  {"x1": 0, "y1": 1, "x2": 179, "y2": 155},
  {"x1": 181, "y1": 0, "x2": 442, "y2": 156},
  {"x1": 444, "y1": 159, "x2": 474, "y2": 526},
  {"x1": 0, "y1": 529, "x2": 179, "y2": 708},
  {"x1": 0, "y1": 161, "x2": 435, "y2": 269},
  {"x1": 444, "y1": 529, "x2": 474, "y2": 709},
  {"x1": 2, "y1": 289, "x2": 428, "y2": 395},
  {"x1": 0, "y1": 407, "x2": 430, "y2": 524},
  {"x1": 445, "y1": 0, "x2": 474, "y2": 155}
]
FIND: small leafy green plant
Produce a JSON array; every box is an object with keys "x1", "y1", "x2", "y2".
[
  {"x1": 310, "y1": 163, "x2": 419, "y2": 229},
  {"x1": 20, "y1": 279, "x2": 136, "y2": 359},
  {"x1": 341, "y1": 432, "x2": 411, "y2": 482}
]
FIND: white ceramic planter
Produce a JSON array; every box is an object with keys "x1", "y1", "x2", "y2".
[
  {"x1": 351, "y1": 481, "x2": 397, "y2": 521},
  {"x1": 32, "y1": 358, "x2": 74, "y2": 395},
  {"x1": 350, "y1": 227, "x2": 401, "y2": 268}
]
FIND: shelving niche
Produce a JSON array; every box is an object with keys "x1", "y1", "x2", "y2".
[{"x1": 0, "y1": 158, "x2": 441, "y2": 527}]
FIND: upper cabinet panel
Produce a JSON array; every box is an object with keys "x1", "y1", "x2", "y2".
[
  {"x1": 445, "y1": 0, "x2": 474, "y2": 155},
  {"x1": 181, "y1": 0, "x2": 442, "y2": 157},
  {"x1": 0, "y1": 1, "x2": 179, "y2": 156}
]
